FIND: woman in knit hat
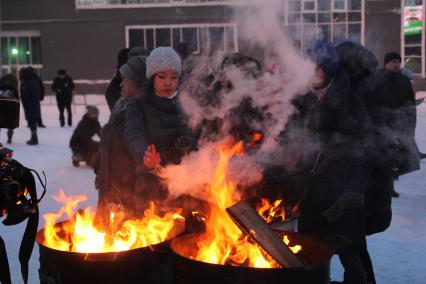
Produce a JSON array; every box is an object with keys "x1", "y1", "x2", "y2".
[
  {"x1": 94, "y1": 55, "x2": 147, "y2": 220},
  {"x1": 125, "y1": 47, "x2": 196, "y2": 209}
]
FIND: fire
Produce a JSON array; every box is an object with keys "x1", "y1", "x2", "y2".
[
  {"x1": 283, "y1": 235, "x2": 302, "y2": 254},
  {"x1": 43, "y1": 189, "x2": 184, "y2": 253},
  {"x1": 257, "y1": 199, "x2": 286, "y2": 223},
  {"x1": 193, "y1": 140, "x2": 301, "y2": 268}
]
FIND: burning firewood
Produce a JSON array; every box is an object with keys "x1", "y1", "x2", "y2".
[{"x1": 226, "y1": 201, "x2": 304, "y2": 268}]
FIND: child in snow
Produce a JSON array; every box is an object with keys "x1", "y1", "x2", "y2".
[{"x1": 70, "y1": 105, "x2": 101, "y2": 167}]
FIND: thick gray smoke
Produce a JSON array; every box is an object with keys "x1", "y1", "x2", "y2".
[{"x1": 160, "y1": 2, "x2": 316, "y2": 200}]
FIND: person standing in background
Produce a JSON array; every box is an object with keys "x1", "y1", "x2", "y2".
[
  {"x1": 0, "y1": 73, "x2": 19, "y2": 143},
  {"x1": 51, "y1": 69, "x2": 75, "y2": 127},
  {"x1": 30, "y1": 68, "x2": 47, "y2": 128},
  {"x1": 20, "y1": 67, "x2": 42, "y2": 145}
]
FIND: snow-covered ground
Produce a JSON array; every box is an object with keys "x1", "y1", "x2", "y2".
[{"x1": 1, "y1": 94, "x2": 426, "y2": 283}]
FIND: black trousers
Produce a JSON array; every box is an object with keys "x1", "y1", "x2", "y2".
[{"x1": 56, "y1": 95, "x2": 72, "y2": 125}]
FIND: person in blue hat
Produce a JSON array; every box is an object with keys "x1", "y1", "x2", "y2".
[{"x1": 280, "y1": 38, "x2": 371, "y2": 284}]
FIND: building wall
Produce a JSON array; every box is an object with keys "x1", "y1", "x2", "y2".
[
  {"x1": 364, "y1": 0, "x2": 401, "y2": 68},
  {"x1": 1, "y1": 0, "x2": 235, "y2": 83}
]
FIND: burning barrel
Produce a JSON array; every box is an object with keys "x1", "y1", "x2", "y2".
[
  {"x1": 37, "y1": 220, "x2": 184, "y2": 284},
  {"x1": 170, "y1": 231, "x2": 333, "y2": 284}
]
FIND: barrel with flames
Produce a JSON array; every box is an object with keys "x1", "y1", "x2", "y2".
[
  {"x1": 36, "y1": 191, "x2": 185, "y2": 284},
  {"x1": 168, "y1": 141, "x2": 333, "y2": 284}
]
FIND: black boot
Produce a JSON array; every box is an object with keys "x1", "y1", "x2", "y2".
[
  {"x1": 26, "y1": 131, "x2": 38, "y2": 145},
  {"x1": 68, "y1": 116, "x2": 72, "y2": 127},
  {"x1": 7, "y1": 134, "x2": 12, "y2": 144}
]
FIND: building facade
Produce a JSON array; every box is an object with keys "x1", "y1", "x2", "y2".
[{"x1": 1, "y1": 0, "x2": 424, "y2": 93}]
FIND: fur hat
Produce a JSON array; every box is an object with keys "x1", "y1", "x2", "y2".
[
  {"x1": 305, "y1": 38, "x2": 339, "y2": 76},
  {"x1": 119, "y1": 55, "x2": 147, "y2": 88}
]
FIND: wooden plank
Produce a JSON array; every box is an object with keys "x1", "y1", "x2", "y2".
[{"x1": 226, "y1": 201, "x2": 304, "y2": 268}]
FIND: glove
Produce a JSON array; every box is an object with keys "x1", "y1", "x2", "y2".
[{"x1": 322, "y1": 191, "x2": 364, "y2": 224}]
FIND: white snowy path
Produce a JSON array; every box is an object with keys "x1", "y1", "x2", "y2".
[{"x1": 1, "y1": 95, "x2": 426, "y2": 283}]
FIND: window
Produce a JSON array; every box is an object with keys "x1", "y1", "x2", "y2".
[
  {"x1": 402, "y1": 1, "x2": 425, "y2": 76},
  {"x1": 302, "y1": 0, "x2": 317, "y2": 11},
  {"x1": 332, "y1": 0, "x2": 346, "y2": 11},
  {"x1": 76, "y1": 0, "x2": 261, "y2": 8},
  {"x1": 126, "y1": 23, "x2": 238, "y2": 55},
  {"x1": 285, "y1": 0, "x2": 362, "y2": 50},
  {"x1": 1, "y1": 31, "x2": 43, "y2": 77}
]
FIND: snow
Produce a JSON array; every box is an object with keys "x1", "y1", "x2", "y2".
[{"x1": 1, "y1": 94, "x2": 426, "y2": 283}]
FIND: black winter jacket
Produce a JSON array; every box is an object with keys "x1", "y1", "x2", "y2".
[
  {"x1": 70, "y1": 113, "x2": 101, "y2": 153},
  {"x1": 95, "y1": 102, "x2": 136, "y2": 211},
  {"x1": 105, "y1": 71, "x2": 122, "y2": 111},
  {"x1": 20, "y1": 69, "x2": 42, "y2": 122},
  {"x1": 360, "y1": 69, "x2": 419, "y2": 176},
  {"x1": 125, "y1": 88, "x2": 196, "y2": 201},
  {"x1": 52, "y1": 75, "x2": 75, "y2": 104},
  {"x1": 282, "y1": 67, "x2": 371, "y2": 243}
]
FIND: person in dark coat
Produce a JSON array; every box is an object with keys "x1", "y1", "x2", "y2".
[
  {"x1": 281, "y1": 39, "x2": 371, "y2": 284},
  {"x1": 94, "y1": 55, "x2": 147, "y2": 220},
  {"x1": 364, "y1": 52, "x2": 420, "y2": 199},
  {"x1": 20, "y1": 67, "x2": 42, "y2": 145},
  {"x1": 70, "y1": 105, "x2": 101, "y2": 167},
  {"x1": 29, "y1": 68, "x2": 46, "y2": 128},
  {"x1": 52, "y1": 69, "x2": 75, "y2": 127},
  {"x1": 0, "y1": 73, "x2": 19, "y2": 143},
  {"x1": 125, "y1": 47, "x2": 196, "y2": 208},
  {"x1": 105, "y1": 48, "x2": 130, "y2": 111},
  {"x1": 335, "y1": 40, "x2": 382, "y2": 284}
]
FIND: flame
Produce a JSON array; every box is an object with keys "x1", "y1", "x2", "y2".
[
  {"x1": 193, "y1": 141, "x2": 295, "y2": 268},
  {"x1": 283, "y1": 235, "x2": 302, "y2": 254},
  {"x1": 257, "y1": 199, "x2": 286, "y2": 223},
  {"x1": 252, "y1": 132, "x2": 263, "y2": 142},
  {"x1": 43, "y1": 189, "x2": 184, "y2": 253}
]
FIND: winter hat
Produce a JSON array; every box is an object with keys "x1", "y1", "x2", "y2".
[
  {"x1": 146, "y1": 47, "x2": 182, "y2": 79},
  {"x1": 335, "y1": 40, "x2": 378, "y2": 83},
  {"x1": 120, "y1": 55, "x2": 147, "y2": 88},
  {"x1": 384, "y1": 52, "x2": 401, "y2": 65},
  {"x1": 128, "y1": 46, "x2": 150, "y2": 58},
  {"x1": 117, "y1": 48, "x2": 130, "y2": 68},
  {"x1": 305, "y1": 38, "x2": 339, "y2": 76},
  {"x1": 86, "y1": 105, "x2": 99, "y2": 116}
]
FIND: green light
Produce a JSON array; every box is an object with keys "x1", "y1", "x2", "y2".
[
  {"x1": 26, "y1": 51, "x2": 30, "y2": 55},
  {"x1": 11, "y1": 48, "x2": 18, "y2": 55}
]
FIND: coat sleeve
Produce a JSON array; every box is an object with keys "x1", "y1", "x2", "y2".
[
  {"x1": 51, "y1": 78, "x2": 57, "y2": 93},
  {"x1": 68, "y1": 77, "x2": 75, "y2": 92},
  {"x1": 403, "y1": 78, "x2": 417, "y2": 136},
  {"x1": 125, "y1": 98, "x2": 149, "y2": 167},
  {"x1": 38, "y1": 77, "x2": 45, "y2": 100}
]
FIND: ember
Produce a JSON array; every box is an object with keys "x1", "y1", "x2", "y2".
[{"x1": 42, "y1": 189, "x2": 184, "y2": 253}]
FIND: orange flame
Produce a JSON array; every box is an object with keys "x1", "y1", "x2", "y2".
[
  {"x1": 257, "y1": 199, "x2": 286, "y2": 223},
  {"x1": 192, "y1": 141, "x2": 300, "y2": 268},
  {"x1": 43, "y1": 189, "x2": 184, "y2": 253}
]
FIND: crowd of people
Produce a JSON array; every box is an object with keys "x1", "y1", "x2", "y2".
[{"x1": 0, "y1": 38, "x2": 423, "y2": 284}]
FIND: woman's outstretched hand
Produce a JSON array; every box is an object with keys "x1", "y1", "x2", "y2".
[{"x1": 143, "y1": 144, "x2": 161, "y2": 170}]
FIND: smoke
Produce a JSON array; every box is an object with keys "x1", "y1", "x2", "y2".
[{"x1": 161, "y1": 2, "x2": 316, "y2": 201}]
